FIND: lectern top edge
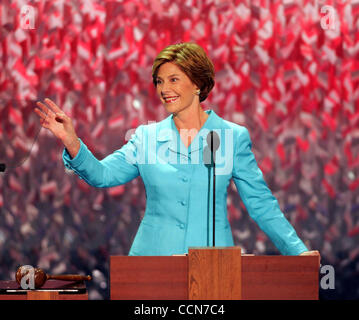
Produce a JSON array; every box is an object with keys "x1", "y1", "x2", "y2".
[{"x1": 188, "y1": 246, "x2": 241, "y2": 251}]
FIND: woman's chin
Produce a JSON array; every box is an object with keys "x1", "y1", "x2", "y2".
[{"x1": 163, "y1": 103, "x2": 179, "y2": 112}]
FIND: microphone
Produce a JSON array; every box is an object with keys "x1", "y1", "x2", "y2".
[
  {"x1": 207, "y1": 130, "x2": 220, "y2": 154},
  {"x1": 203, "y1": 131, "x2": 220, "y2": 166},
  {"x1": 0, "y1": 163, "x2": 6, "y2": 172},
  {"x1": 203, "y1": 131, "x2": 220, "y2": 247}
]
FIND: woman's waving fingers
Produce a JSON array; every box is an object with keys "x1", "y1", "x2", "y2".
[
  {"x1": 36, "y1": 101, "x2": 54, "y2": 118},
  {"x1": 34, "y1": 98, "x2": 78, "y2": 146},
  {"x1": 44, "y1": 98, "x2": 63, "y2": 114},
  {"x1": 34, "y1": 106, "x2": 47, "y2": 120}
]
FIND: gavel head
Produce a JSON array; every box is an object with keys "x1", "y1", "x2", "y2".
[{"x1": 15, "y1": 265, "x2": 47, "y2": 289}]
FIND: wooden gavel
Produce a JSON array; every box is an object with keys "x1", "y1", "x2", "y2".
[{"x1": 15, "y1": 266, "x2": 92, "y2": 289}]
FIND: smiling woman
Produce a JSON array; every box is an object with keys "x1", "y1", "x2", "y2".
[
  {"x1": 152, "y1": 43, "x2": 216, "y2": 144},
  {"x1": 34, "y1": 42, "x2": 317, "y2": 257},
  {"x1": 155, "y1": 62, "x2": 201, "y2": 120},
  {"x1": 152, "y1": 42, "x2": 215, "y2": 104}
]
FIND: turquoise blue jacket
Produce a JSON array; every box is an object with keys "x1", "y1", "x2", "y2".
[{"x1": 62, "y1": 110, "x2": 308, "y2": 256}]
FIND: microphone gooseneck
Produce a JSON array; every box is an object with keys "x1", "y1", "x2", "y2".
[
  {"x1": 204, "y1": 130, "x2": 220, "y2": 247},
  {"x1": 212, "y1": 133, "x2": 216, "y2": 247}
]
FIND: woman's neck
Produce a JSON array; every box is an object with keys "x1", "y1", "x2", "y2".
[{"x1": 173, "y1": 105, "x2": 209, "y2": 132}]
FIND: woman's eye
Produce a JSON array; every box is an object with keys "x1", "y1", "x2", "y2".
[{"x1": 156, "y1": 78, "x2": 178, "y2": 85}]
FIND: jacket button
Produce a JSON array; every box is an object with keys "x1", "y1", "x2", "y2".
[
  {"x1": 182, "y1": 177, "x2": 188, "y2": 182},
  {"x1": 177, "y1": 223, "x2": 185, "y2": 229},
  {"x1": 181, "y1": 200, "x2": 187, "y2": 206}
]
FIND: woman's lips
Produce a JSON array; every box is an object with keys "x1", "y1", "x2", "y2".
[{"x1": 164, "y1": 96, "x2": 179, "y2": 103}]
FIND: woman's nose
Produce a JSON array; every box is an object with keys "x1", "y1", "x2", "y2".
[{"x1": 161, "y1": 81, "x2": 171, "y2": 93}]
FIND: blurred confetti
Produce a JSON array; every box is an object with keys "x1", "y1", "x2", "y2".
[{"x1": 0, "y1": 0, "x2": 359, "y2": 299}]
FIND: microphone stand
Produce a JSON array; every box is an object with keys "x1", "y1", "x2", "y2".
[
  {"x1": 211, "y1": 135, "x2": 216, "y2": 247},
  {"x1": 212, "y1": 154, "x2": 216, "y2": 247},
  {"x1": 204, "y1": 130, "x2": 220, "y2": 248}
]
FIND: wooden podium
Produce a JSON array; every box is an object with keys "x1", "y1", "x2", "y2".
[{"x1": 110, "y1": 247, "x2": 320, "y2": 300}]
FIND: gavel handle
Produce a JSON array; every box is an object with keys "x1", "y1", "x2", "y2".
[{"x1": 47, "y1": 275, "x2": 92, "y2": 281}]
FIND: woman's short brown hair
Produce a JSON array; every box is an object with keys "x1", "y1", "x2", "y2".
[{"x1": 152, "y1": 42, "x2": 215, "y2": 102}]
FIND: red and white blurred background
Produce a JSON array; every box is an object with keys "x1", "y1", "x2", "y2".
[{"x1": 0, "y1": 0, "x2": 359, "y2": 299}]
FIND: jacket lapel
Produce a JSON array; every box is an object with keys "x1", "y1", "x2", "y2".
[{"x1": 155, "y1": 110, "x2": 222, "y2": 158}]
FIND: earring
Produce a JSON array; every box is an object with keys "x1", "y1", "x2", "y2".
[{"x1": 195, "y1": 89, "x2": 201, "y2": 96}]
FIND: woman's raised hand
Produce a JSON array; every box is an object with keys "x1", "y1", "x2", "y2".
[
  {"x1": 299, "y1": 250, "x2": 320, "y2": 258},
  {"x1": 35, "y1": 98, "x2": 80, "y2": 158}
]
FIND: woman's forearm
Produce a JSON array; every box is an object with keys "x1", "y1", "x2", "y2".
[{"x1": 63, "y1": 135, "x2": 81, "y2": 159}]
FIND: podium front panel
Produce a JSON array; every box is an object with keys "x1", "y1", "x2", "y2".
[
  {"x1": 188, "y1": 247, "x2": 242, "y2": 300},
  {"x1": 242, "y1": 255, "x2": 320, "y2": 300},
  {"x1": 110, "y1": 256, "x2": 188, "y2": 300},
  {"x1": 110, "y1": 249, "x2": 320, "y2": 300}
]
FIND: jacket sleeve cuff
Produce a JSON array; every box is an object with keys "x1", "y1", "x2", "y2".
[
  {"x1": 62, "y1": 138, "x2": 87, "y2": 170},
  {"x1": 285, "y1": 242, "x2": 309, "y2": 256}
]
